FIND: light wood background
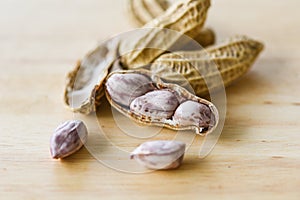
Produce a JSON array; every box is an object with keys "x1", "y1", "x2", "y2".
[{"x1": 0, "y1": 0, "x2": 299, "y2": 199}]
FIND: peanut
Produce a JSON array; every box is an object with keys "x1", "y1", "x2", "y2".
[
  {"x1": 130, "y1": 90, "x2": 179, "y2": 119},
  {"x1": 127, "y1": 0, "x2": 215, "y2": 47},
  {"x1": 151, "y1": 35, "x2": 264, "y2": 96},
  {"x1": 50, "y1": 120, "x2": 88, "y2": 159},
  {"x1": 130, "y1": 140, "x2": 186, "y2": 170},
  {"x1": 173, "y1": 100, "x2": 212, "y2": 129},
  {"x1": 119, "y1": 0, "x2": 211, "y2": 69},
  {"x1": 106, "y1": 73, "x2": 156, "y2": 107}
]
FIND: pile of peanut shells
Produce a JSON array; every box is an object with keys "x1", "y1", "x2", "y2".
[{"x1": 50, "y1": 0, "x2": 264, "y2": 170}]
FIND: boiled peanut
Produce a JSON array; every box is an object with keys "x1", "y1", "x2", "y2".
[{"x1": 130, "y1": 90, "x2": 179, "y2": 119}]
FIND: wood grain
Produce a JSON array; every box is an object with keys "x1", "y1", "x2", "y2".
[{"x1": 0, "y1": 0, "x2": 299, "y2": 199}]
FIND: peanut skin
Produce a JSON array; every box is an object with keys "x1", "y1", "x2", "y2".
[
  {"x1": 173, "y1": 100, "x2": 212, "y2": 129},
  {"x1": 106, "y1": 73, "x2": 156, "y2": 107},
  {"x1": 130, "y1": 140, "x2": 186, "y2": 170},
  {"x1": 130, "y1": 90, "x2": 179, "y2": 119},
  {"x1": 50, "y1": 120, "x2": 88, "y2": 159}
]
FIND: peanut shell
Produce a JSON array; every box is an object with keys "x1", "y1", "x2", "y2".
[
  {"x1": 151, "y1": 35, "x2": 264, "y2": 96},
  {"x1": 120, "y1": 0, "x2": 211, "y2": 69}
]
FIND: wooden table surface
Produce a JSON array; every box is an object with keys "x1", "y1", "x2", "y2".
[{"x1": 1, "y1": 0, "x2": 299, "y2": 199}]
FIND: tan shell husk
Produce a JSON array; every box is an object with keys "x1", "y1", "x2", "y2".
[
  {"x1": 151, "y1": 35, "x2": 264, "y2": 96},
  {"x1": 127, "y1": 0, "x2": 215, "y2": 47},
  {"x1": 120, "y1": 0, "x2": 211, "y2": 69},
  {"x1": 191, "y1": 27, "x2": 215, "y2": 48},
  {"x1": 64, "y1": 39, "x2": 120, "y2": 114},
  {"x1": 104, "y1": 70, "x2": 219, "y2": 135},
  {"x1": 127, "y1": 0, "x2": 171, "y2": 26}
]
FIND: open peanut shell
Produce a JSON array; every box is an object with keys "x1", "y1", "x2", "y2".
[
  {"x1": 64, "y1": 39, "x2": 120, "y2": 114},
  {"x1": 104, "y1": 70, "x2": 219, "y2": 135}
]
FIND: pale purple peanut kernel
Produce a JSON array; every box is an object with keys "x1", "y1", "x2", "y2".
[
  {"x1": 129, "y1": 90, "x2": 179, "y2": 119},
  {"x1": 50, "y1": 120, "x2": 88, "y2": 159},
  {"x1": 173, "y1": 100, "x2": 212, "y2": 128},
  {"x1": 105, "y1": 73, "x2": 156, "y2": 107},
  {"x1": 130, "y1": 140, "x2": 186, "y2": 170}
]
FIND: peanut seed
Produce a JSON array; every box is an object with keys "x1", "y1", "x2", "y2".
[
  {"x1": 130, "y1": 140, "x2": 186, "y2": 170},
  {"x1": 105, "y1": 73, "x2": 156, "y2": 107},
  {"x1": 50, "y1": 120, "x2": 88, "y2": 159},
  {"x1": 130, "y1": 90, "x2": 179, "y2": 119},
  {"x1": 173, "y1": 100, "x2": 212, "y2": 129}
]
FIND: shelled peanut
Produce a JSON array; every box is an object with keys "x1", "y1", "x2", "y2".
[
  {"x1": 50, "y1": 120, "x2": 88, "y2": 159},
  {"x1": 131, "y1": 140, "x2": 186, "y2": 170}
]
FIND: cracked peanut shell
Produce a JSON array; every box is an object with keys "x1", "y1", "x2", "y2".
[
  {"x1": 64, "y1": 39, "x2": 120, "y2": 114},
  {"x1": 104, "y1": 70, "x2": 219, "y2": 135}
]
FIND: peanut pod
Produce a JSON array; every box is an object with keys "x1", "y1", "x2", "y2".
[
  {"x1": 127, "y1": 0, "x2": 215, "y2": 47},
  {"x1": 120, "y1": 0, "x2": 211, "y2": 69},
  {"x1": 150, "y1": 35, "x2": 264, "y2": 96},
  {"x1": 104, "y1": 70, "x2": 219, "y2": 135},
  {"x1": 127, "y1": 0, "x2": 170, "y2": 25}
]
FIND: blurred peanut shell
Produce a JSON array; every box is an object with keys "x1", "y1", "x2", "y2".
[
  {"x1": 151, "y1": 35, "x2": 264, "y2": 96},
  {"x1": 120, "y1": 0, "x2": 211, "y2": 69},
  {"x1": 127, "y1": 0, "x2": 215, "y2": 47}
]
